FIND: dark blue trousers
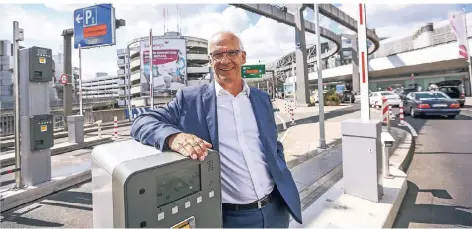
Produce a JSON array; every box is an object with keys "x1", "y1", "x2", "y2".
[{"x1": 222, "y1": 195, "x2": 290, "y2": 228}]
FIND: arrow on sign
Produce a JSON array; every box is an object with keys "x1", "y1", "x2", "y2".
[{"x1": 76, "y1": 13, "x2": 83, "y2": 24}]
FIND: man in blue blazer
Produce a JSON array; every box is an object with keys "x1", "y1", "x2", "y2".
[{"x1": 131, "y1": 31, "x2": 302, "y2": 228}]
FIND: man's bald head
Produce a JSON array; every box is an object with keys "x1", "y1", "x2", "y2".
[
  {"x1": 207, "y1": 31, "x2": 246, "y2": 85},
  {"x1": 208, "y1": 31, "x2": 244, "y2": 53}
]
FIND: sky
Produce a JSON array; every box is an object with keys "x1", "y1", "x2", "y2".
[{"x1": 0, "y1": 3, "x2": 470, "y2": 80}]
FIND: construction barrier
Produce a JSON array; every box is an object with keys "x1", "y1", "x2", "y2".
[
  {"x1": 399, "y1": 101, "x2": 406, "y2": 126},
  {"x1": 389, "y1": 104, "x2": 395, "y2": 120},
  {"x1": 382, "y1": 97, "x2": 389, "y2": 123}
]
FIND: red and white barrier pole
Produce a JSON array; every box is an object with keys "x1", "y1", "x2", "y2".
[
  {"x1": 358, "y1": 3, "x2": 370, "y2": 120},
  {"x1": 114, "y1": 116, "x2": 118, "y2": 138},
  {"x1": 290, "y1": 99, "x2": 295, "y2": 125},
  {"x1": 399, "y1": 101, "x2": 406, "y2": 126}
]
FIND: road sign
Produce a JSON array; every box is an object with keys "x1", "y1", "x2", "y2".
[
  {"x1": 60, "y1": 74, "x2": 68, "y2": 85},
  {"x1": 73, "y1": 4, "x2": 116, "y2": 49},
  {"x1": 242, "y1": 65, "x2": 265, "y2": 78}
]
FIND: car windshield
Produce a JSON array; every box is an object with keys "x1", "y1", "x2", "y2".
[
  {"x1": 380, "y1": 92, "x2": 396, "y2": 96},
  {"x1": 415, "y1": 92, "x2": 449, "y2": 100}
]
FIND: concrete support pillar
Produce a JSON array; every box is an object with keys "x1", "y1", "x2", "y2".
[
  {"x1": 62, "y1": 31, "x2": 73, "y2": 130},
  {"x1": 294, "y1": 5, "x2": 311, "y2": 106},
  {"x1": 344, "y1": 34, "x2": 360, "y2": 95}
]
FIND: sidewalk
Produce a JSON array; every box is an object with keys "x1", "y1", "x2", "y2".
[{"x1": 278, "y1": 103, "x2": 361, "y2": 169}]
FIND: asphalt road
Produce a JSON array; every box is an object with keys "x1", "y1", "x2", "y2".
[{"x1": 393, "y1": 108, "x2": 472, "y2": 228}]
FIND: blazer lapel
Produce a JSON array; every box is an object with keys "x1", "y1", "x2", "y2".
[{"x1": 202, "y1": 82, "x2": 219, "y2": 151}]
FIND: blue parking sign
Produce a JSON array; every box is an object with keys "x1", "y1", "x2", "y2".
[{"x1": 73, "y1": 4, "x2": 116, "y2": 49}]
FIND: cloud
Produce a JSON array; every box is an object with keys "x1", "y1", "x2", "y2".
[
  {"x1": 336, "y1": 4, "x2": 461, "y2": 38},
  {"x1": 0, "y1": 3, "x2": 464, "y2": 80}
]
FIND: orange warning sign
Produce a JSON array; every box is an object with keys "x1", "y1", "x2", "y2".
[{"x1": 83, "y1": 24, "x2": 107, "y2": 38}]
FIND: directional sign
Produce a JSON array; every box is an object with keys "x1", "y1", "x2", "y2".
[
  {"x1": 242, "y1": 65, "x2": 265, "y2": 79},
  {"x1": 73, "y1": 4, "x2": 116, "y2": 49},
  {"x1": 60, "y1": 74, "x2": 68, "y2": 85}
]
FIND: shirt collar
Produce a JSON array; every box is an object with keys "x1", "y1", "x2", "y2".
[{"x1": 214, "y1": 79, "x2": 250, "y2": 97}]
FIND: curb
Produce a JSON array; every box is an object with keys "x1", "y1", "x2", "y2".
[
  {"x1": 0, "y1": 137, "x2": 113, "y2": 167},
  {"x1": 0, "y1": 170, "x2": 91, "y2": 213},
  {"x1": 382, "y1": 127, "x2": 415, "y2": 228}
]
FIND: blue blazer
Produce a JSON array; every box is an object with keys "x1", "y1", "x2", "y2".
[{"x1": 130, "y1": 82, "x2": 302, "y2": 224}]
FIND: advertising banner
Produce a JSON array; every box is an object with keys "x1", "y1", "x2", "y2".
[
  {"x1": 140, "y1": 38, "x2": 187, "y2": 96},
  {"x1": 449, "y1": 11, "x2": 469, "y2": 60}
]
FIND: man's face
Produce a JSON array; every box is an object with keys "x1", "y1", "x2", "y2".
[{"x1": 209, "y1": 35, "x2": 246, "y2": 82}]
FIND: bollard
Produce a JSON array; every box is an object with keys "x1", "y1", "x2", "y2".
[
  {"x1": 381, "y1": 97, "x2": 390, "y2": 132},
  {"x1": 95, "y1": 120, "x2": 103, "y2": 138},
  {"x1": 398, "y1": 101, "x2": 406, "y2": 126},
  {"x1": 114, "y1": 116, "x2": 118, "y2": 138},
  {"x1": 389, "y1": 104, "x2": 395, "y2": 120},
  {"x1": 381, "y1": 132, "x2": 395, "y2": 179}
]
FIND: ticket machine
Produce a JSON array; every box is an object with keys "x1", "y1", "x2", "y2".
[
  {"x1": 91, "y1": 140, "x2": 222, "y2": 228},
  {"x1": 19, "y1": 46, "x2": 54, "y2": 186}
]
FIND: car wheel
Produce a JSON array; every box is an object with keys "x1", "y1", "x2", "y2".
[{"x1": 447, "y1": 115, "x2": 456, "y2": 119}]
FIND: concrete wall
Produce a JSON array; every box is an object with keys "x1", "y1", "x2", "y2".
[{"x1": 84, "y1": 108, "x2": 127, "y2": 123}]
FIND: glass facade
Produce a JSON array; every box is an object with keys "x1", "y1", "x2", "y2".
[{"x1": 369, "y1": 74, "x2": 466, "y2": 92}]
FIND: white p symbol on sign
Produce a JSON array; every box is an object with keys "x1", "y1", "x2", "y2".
[{"x1": 85, "y1": 10, "x2": 93, "y2": 24}]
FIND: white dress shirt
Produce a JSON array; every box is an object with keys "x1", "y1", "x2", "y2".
[{"x1": 215, "y1": 80, "x2": 275, "y2": 204}]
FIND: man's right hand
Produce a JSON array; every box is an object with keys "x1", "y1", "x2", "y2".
[{"x1": 167, "y1": 133, "x2": 212, "y2": 161}]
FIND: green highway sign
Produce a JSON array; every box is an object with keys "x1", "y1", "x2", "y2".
[{"x1": 242, "y1": 65, "x2": 265, "y2": 78}]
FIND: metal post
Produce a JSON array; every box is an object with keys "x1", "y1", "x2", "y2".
[
  {"x1": 314, "y1": 4, "x2": 326, "y2": 149},
  {"x1": 13, "y1": 21, "x2": 23, "y2": 189},
  {"x1": 62, "y1": 29, "x2": 73, "y2": 130},
  {"x1": 382, "y1": 144, "x2": 393, "y2": 179},
  {"x1": 463, "y1": 6, "x2": 472, "y2": 96},
  {"x1": 267, "y1": 80, "x2": 270, "y2": 95},
  {"x1": 78, "y1": 44, "x2": 83, "y2": 115},
  {"x1": 149, "y1": 29, "x2": 154, "y2": 109},
  {"x1": 126, "y1": 44, "x2": 132, "y2": 121}
]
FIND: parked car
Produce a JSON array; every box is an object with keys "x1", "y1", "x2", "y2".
[
  {"x1": 338, "y1": 90, "x2": 355, "y2": 103},
  {"x1": 395, "y1": 87, "x2": 418, "y2": 99},
  {"x1": 403, "y1": 91, "x2": 461, "y2": 118},
  {"x1": 310, "y1": 90, "x2": 319, "y2": 104},
  {"x1": 369, "y1": 91, "x2": 402, "y2": 107},
  {"x1": 434, "y1": 80, "x2": 465, "y2": 107}
]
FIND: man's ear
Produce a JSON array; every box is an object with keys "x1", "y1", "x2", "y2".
[{"x1": 241, "y1": 51, "x2": 246, "y2": 65}]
